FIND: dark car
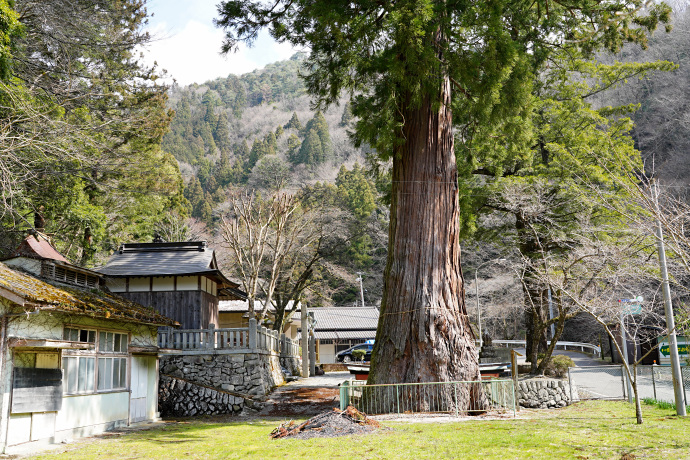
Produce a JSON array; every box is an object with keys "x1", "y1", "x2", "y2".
[{"x1": 336, "y1": 342, "x2": 374, "y2": 363}]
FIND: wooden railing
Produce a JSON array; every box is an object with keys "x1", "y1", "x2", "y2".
[{"x1": 158, "y1": 318, "x2": 300, "y2": 357}]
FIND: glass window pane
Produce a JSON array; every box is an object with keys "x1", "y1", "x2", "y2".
[
  {"x1": 88, "y1": 330, "x2": 96, "y2": 343},
  {"x1": 119, "y1": 359, "x2": 126, "y2": 388},
  {"x1": 114, "y1": 334, "x2": 120, "y2": 353},
  {"x1": 77, "y1": 358, "x2": 87, "y2": 391},
  {"x1": 112, "y1": 359, "x2": 120, "y2": 388},
  {"x1": 79, "y1": 329, "x2": 88, "y2": 342},
  {"x1": 120, "y1": 334, "x2": 128, "y2": 353},
  {"x1": 85, "y1": 358, "x2": 95, "y2": 391},
  {"x1": 107, "y1": 333, "x2": 114, "y2": 352},
  {"x1": 99, "y1": 332, "x2": 106, "y2": 351},
  {"x1": 62, "y1": 328, "x2": 71, "y2": 341},
  {"x1": 65, "y1": 357, "x2": 77, "y2": 394},
  {"x1": 105, "y1": 358, "x2": 112, "y2": 389},
  {"x1": 97, "y1": 358, "x2": 106, "y2": 390}
]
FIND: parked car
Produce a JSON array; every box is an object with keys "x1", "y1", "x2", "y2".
[{"x1": 336, "y1": 341, "x2": 374, "y2": 363}]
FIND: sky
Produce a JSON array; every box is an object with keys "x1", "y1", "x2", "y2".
[{"x1": 141, "y1": 0, "x2": 299, "y2": 86}]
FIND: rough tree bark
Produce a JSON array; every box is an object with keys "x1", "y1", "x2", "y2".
[{"x1": 368, "y1": 71, "x2": 483, "y2": 410}]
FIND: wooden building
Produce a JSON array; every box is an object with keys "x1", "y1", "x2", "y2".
[
  {"x1": 97, "y1": 242, "x2": 245, "y2": 329},
  {"x1": 0, "y1": 234, "x2": 177, "y2": 454}
]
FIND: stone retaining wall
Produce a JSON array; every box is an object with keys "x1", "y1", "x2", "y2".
[
  {"x1": 517, "y1": 379, "x2": 577, "y2": 409},
  {"x1": 159, "y1": 351, "x2": 299, "y2": 417}
]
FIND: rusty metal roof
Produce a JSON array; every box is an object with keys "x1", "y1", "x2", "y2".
[
  {"x1": 0, "y1": 262, "x2": 178, "y2": 327},
  {"x1": 10, "y1": 234, "x2": 68, "y2": 262}
]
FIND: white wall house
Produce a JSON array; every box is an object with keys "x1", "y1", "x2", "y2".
[{"x1": 0, "y1": 234, "x2": 177, "y2": 454}]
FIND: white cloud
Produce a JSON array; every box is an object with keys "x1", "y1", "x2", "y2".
[{"x1": 141, "y1": 18, "x2": 299, "y2": 86}]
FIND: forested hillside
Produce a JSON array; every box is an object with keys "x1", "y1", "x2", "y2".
[{"x1": 160, "y1": 53, "x2": 387, "y2": 308}]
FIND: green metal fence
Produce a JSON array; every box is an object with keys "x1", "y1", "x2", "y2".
[{"x1": 340, "y1": 379, "x2": 516, "y2": 417}]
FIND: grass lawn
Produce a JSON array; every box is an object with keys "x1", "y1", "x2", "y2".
[{"x1": 27, "y1": 401, "x2": 690, "y2": 460}]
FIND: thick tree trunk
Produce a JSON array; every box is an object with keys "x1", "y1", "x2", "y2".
[{"x1": 368, "y1": 74, "x2": 483, "y2": 412}]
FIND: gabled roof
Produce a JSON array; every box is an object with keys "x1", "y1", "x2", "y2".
[
  {"x1": 9, "y1": 233, "x2": 68, "y2": 263},
  {"x1": 97, "y1": 242, "x2": 218, "y2": 277},
  {"x1": 0, "y1": 262, "x2": 178, "y2": 327},
  {"x1": 307, "y1": 307, "x2": 379, "y2": 331},
  {"x1": 96, "y1": 241, "x2": 246, "y2": 300}
]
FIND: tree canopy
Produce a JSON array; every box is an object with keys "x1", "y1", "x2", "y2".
[
  {"x1": 217, "y1": 0, "x2": 671, "y2": 401},
  {"x1": 0, "y1": 0, "x2": 186, "y2": 263}
]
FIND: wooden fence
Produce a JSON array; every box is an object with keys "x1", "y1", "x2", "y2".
[{"x1": 158, "y1": 318, "x2": 300, "y2": 358}]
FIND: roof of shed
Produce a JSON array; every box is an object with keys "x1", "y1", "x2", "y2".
[
  {"x1": 9, "y1": 234, "x2": 68, "y2": 263},
  {"x1": 97, "y1": 242, "x2": 218, "y2": 277},
  {"x1": 96, "y1": 241, "x2": 246, "y2": 300},
  {"x1": 0, "y1": 262, "x2": 178, "y2": 327},
  {"x1": 299, "y1": 307, "x2": 379, "y2": 331},
  {"x1": 314, "y1": 330, "x2": 377, "y2": 340}
]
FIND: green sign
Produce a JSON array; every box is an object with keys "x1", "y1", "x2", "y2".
[
  {"x1": 623, "y1": 304, "x2": 642, "y2": 315},
  {"x1": 659, "y1": 343, "x2": 689, "y2": 357}
]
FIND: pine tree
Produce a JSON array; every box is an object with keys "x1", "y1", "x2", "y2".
[
  {"x1": 235, "y1": 139, "x2": 250, "y2": 160},
  {"x1": 340, "y1": 102, "x2": 353, "y2": 127},
  {"x1": 265, "y1": 132, "x2": 277, "y2": 157},
  {"x1": 296, "y1": 129, "x2": 323, "y2": 166},
  {"x1": 284, "y1": 111, "x2": 302, "y2": 130},
  {"x1": 214, "y1": 112, "x2": 231, "y2": 152},
  {"x1": 286, "y1": 134, "x2": 301, "y2": 164},
  {"x1": 232, "y1": 84, "x2": 246, "y2": 119}
]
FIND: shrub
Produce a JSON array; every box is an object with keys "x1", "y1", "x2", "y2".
[
  {"x1": 538, "y1": 355, "x2": 575, "y2": 378},
  {"x1": 352, "y1": 349, "x2": 367, "y2": 361}
]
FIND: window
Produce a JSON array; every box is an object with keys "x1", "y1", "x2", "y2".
[
  {"x1": 98, "y1": 332, "x2": 128, "y2": 353},
  {"x1": 63, "y1": 356, "x2": 95, "y2": 393},
  {"x1": 62, "y1": 328, "x2": 129, "y2": 395},
  {"x1": 63, "y1": 327, "x2": 96, "y2": 343}
]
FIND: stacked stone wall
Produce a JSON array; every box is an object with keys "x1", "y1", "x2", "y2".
[
  {"x1": 517, "y1": 379, "x2": 577, "y2": 409},
  {"x1": 158, "y1": 351, "x2": 289, "y2": 417}
]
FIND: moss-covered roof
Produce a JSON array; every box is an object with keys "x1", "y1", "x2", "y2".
[{"x1": 0, "y1": 262, "x2": 178, "y2": 327}]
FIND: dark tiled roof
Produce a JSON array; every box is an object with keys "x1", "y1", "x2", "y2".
[
  {"x1": 97, "y1": 242, "x2": 217, "y2": 277},
  {"x1": 0, "y1": 262, "x2": 178, "y2": 327},
  {"x1": 11, "y1": 234, "x2": 68, "y2": 262},
  {"x1": 96, "y1": 242, "x2": 246, "y2": 300}
]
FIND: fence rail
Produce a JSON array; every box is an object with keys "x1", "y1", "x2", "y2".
[
  {"x1": 567, "y1": 365, "x2": 690, "y2": 404},
  {"x1": 340, "y1": 379, "x2": 516, "y2": 417},
  {"x1": 487, "y1": 340, "x2": 601, "y2": 357},
  {"x1": 158, "y1": 318, "x2": 300, "y2": 357}
]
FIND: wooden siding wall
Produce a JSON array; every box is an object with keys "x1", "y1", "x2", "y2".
[{"x1": 118, "y1": 291, "x2": 216, "y2": 329}]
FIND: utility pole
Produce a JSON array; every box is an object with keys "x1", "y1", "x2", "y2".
[
  {"x1": 301, "y1": 302, "x2": 309, "y2": 378},
  {"x1": 357, "y1": 272, "x2": 365, "y2": 307},
  {"x1": 655, "y1": 182, "x2": 686, "y2": 416}
]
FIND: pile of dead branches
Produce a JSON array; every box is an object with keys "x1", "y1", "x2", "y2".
[{"x1": 270, "y1": 406, "x2": 380, "y2": 439}]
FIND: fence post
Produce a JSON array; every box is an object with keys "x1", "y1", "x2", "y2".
[
  {"x1": 511, "y1": 349, "x2": 520, "y2": 412},
  {"x1": 207, "y1": 324, "x2": 215, "y2": 349},
  {"x1": 683, "y1": 366, "x2": 688, "y2": 408},
  {"x1": 652, "y1": 363, "x2": 657, "y2": 400},
  {"x1": 620, "y1": 365, "x2": 627, "y2": 400},
  {"x1": 248, "y1": 318, "x2": 257, "y2": 349},
  {"x1": 340, "y1": 380, "x2": 349, "y2": 410},
  {"x1": 568, "y1": 368, "x2": 574, "y2": 404},
  {"x1": 280, "y1": 333, "x2": 286, "y2": 356}
]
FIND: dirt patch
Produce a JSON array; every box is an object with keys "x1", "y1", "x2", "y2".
[
  {"x1": 261, "y1": 386, "x2": 340, "y2": 417},
  {"x1": 270, "y1": 407, "x2": 380, "y2": 439}
]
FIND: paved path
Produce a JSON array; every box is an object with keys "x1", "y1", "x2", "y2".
[
  {"x1": 258, "y1": 372, "x2": 350, "y2": 417},
  {"x1": 512, "y1": 347, "x2": 608, "y2": 367}
]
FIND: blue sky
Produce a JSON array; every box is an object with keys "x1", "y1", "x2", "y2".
[{"x1": 141, "y1": 0, "x2": 299, "y2": 85}]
